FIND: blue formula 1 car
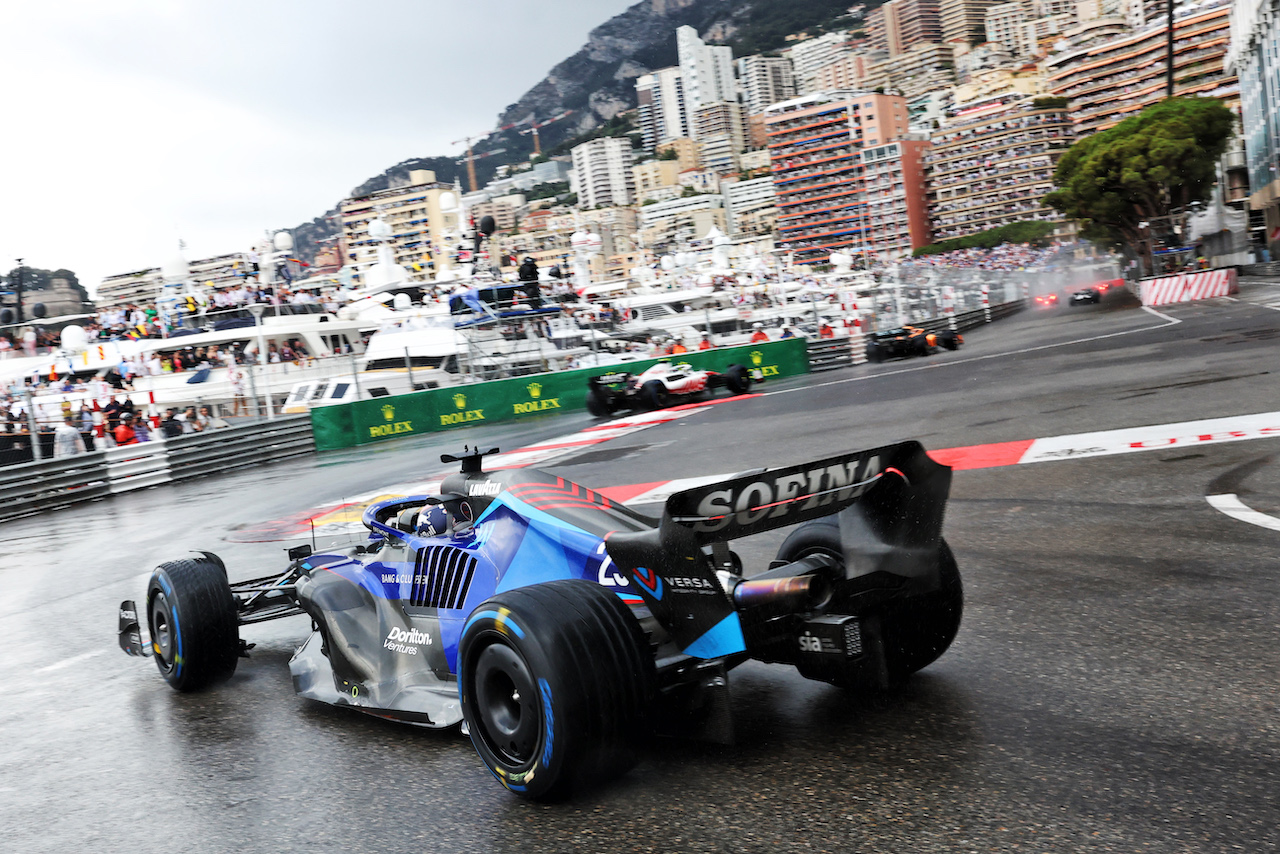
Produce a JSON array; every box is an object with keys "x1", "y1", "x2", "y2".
[{"x1": 119, "y1": 443, "x2": 963, "y2": 800}]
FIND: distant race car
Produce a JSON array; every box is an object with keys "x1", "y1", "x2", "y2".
[
  {"x1": 586, "y1": 360, "x2": 758, "y2": 417},
  {"x1": 119, "y1": 443, "x2": 962, "y2": 800},
  {"x1": 1069, "y1": 288, "x2": 1102, "y2": 306},
  {"x1": 1034, "y1": 292, "x2": 1059, "y2": 309},
  {"x1": 865, "y1": 326, "x2": 963, "y2": 363}
]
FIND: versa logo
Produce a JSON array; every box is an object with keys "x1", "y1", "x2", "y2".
[{"x1": 632, "y1": 566, "x2": 664, "y2": 599}]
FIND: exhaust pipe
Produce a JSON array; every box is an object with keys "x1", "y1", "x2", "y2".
[{"x1": 732, "y1": 571, "x2": 830, "y2": 612}]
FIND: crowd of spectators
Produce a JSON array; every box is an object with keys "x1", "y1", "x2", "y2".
[{"x1": 900, "y1": 242, "x2": 1076, "y2": 271}]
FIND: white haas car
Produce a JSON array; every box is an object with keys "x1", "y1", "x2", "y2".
[{"x1": 586, "y1": 360, "x2": 760, "y2": 417}]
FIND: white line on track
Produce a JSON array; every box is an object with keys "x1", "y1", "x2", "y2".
[
  {"x1": 767, "y1": 306, "x2": 1183, "y2": 396},
  {"x1": 1206, "y1": 493, "x2": 1280, "y2": 532},
  {"x1": 34, "y1": 650, "x2": 105, "y2": 674}
]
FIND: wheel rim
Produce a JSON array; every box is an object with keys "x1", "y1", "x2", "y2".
[
  {"x1": 150, "y1": 592, "x2": 175, "y2": 672},
  {"x1": 473, "y1": 641, "x2": 539, "y2": 767}
]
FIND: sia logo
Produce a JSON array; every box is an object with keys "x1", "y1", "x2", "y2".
[
  {"x1": 750, "y1": 350, "x2": 764, "y2": 366},
  {"x1": 527, "y1": 382, "x2": 542, "y2": 399},
  {"x1": 381, "y1": 404, "x2": 395, "y2": 421},
  {"x1": 453, "y1": 393, "x2": 467, "y2": 410}
]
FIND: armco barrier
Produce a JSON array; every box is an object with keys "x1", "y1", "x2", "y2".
[
  {"x1": 0, "y1": 416, "x2": 316, "y2": 524},
  {"x1": 311, "y1": 338, "x2": 810, "y2": 451},
  {"x1": 165, "y1": 416, "x2": 315, "y2": 482}
]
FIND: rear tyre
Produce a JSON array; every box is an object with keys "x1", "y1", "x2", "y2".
[
  {"x1": 146, "y1": 554, "x2": 240, "y2": 691},
  {"x1": 641, "y1": 379, "x2": 670, "y2": 410},
  {"x1": 459, "y1": 580, "x2": 656, "y2": 800},
  {"x1": 866, "y1": 342, "x2": 884, "y2": 363},
  {"x1": 775, "y1": 522, "x2": 962, "y2": 684},
  {"x1": 585, "y1": 388, "x2": 612, "y2": 418},
  {"x1": 724, "y1": 364, "x2": 750, "y2": 395}
]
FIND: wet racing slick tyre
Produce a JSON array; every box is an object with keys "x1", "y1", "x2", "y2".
[
  {"x1": 776, "y1": 521, "x2": 962, "y2": 685},
  {"x1": 585, "y1": 387, "x2": 613, "y2": 418},
  {"x1": 641, "y1": 379, "x2": 671, "y2": 410},
  {"x1": 459, "y1": 580, "x2": 656, "y2": 800},
  {"x1": 146, "y1": 554, "x2": 240, "y2": 691},
  {"x1": 724, "y1": 364, "x2": 750, "y2": 395}
]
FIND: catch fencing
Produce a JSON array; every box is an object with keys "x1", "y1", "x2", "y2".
[{"x1": 0, "y1": 416, "x2": 314, "y2": 524}]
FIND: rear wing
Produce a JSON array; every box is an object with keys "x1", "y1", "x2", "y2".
[
  {"x1": 662, "y1": 441, "x2": 948, "y2": 545},
  {"x1": 605, "y1": 441, "x2": 952, "y2": 658},
  {"x1": 589, "y1": 371, "x2": 632, "y2": 387}
]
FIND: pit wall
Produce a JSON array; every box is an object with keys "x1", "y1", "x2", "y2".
[{"x1": 310, "y1": 338, "x2": 809, "y2": 451}]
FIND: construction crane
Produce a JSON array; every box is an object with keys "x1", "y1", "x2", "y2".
[
  {"x1": 451, "y1": 134, "x2": 489, "y2": 193},
  {"x1": 518, "y1": 110, "x2": 574, "y2": 156}
]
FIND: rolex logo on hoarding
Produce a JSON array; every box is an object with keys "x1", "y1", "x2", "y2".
[
  {"x1": 381, "y1": 404, "x2": 395, "y2": 421},
  {"x1": 453, "y1": 393, "x2": 467, "y2": 410},
  {"x1": 750, "y1": 350, "x2": 764, "y2": 366},
  {"x1": 527, "y1": 382, "x2": 542, "y2": 399}
]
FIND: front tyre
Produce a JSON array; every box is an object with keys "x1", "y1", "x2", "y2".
[
  {"x1": 146, "y1": 554, "x2": 240, "y2": 691},
  {"x1": 641, "y1": 379, "x2": 670, "y2": 410},
  {"x1": 459, "y1": 580, "x2": 655, "y2": 800}
]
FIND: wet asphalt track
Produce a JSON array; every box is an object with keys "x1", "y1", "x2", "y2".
[{"x1": 4, "y1": 282, "x2": 1280, "y2": 853}]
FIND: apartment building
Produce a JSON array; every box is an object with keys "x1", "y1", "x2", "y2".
[
  {"x1": 867, "y1": 42, "x2": 958, "y2": 99},
  {"x1": 724, "y1": 176, "x2": 778, "y2": 235},
  {"x1": 571, "y1": 137, "x2": 635, "y2": 209},
  {"x1": 694, "y1": 100, "x2": 748, "y2": 174},
  {"x1": 638, "y1": 194, "x2": 727, "y2": 250},
  {"x1": 765, "y1": 92, "x2": 912, "y2": 263},
  {"x1": 736, "y1": 55, "x2": 797, "y2": 114},
  {"x1": 636, "y1": 67, "x2": 689, "y2": 152},
  {"x1": 788, "y1": 31, "x2": 856, "y2": 93},
  {"x1": 927, "y1": 95, "x2": 1074, "y2": 241},
  {"x1": 633, "y1": 159, "x2": 684, "y2": 203},
  {"x1": 860, "y1": 138, "x2": 933, "y2": 258},
  {"x1": 1045, "y1": 2, "x2": 1239, "y2": 135},
  {"x1": 98, "y1": 252, "x2": 254, "y2": 309},
  {"x1": 940, "y1": 0, "x2": 1002, "y2": 45},
  {"x1": 677, "y1": 26, "x2": 736, "y2": 117},
  {"x1": 340, "y1": 170, "x2": 458, "y2": 274},
  {"x1": 867, "y1": 0, "x2": 942, "y2": 56}
]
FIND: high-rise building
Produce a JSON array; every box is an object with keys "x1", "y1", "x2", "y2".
[
  {"x1": 867, "y1": 0, "x2": 942, "y2": 56},
  {"x1": 860, "y1": 137, "x2": 933, "y2": 258},
  {"x1": 765, "y1": 92, "x2": 913, "y2": 263},
  {"x1": 636, "y1": 67, "x2": 689, "y2": 152},
  {"x1": 97, "y1": 252, "x2": 254, "y2": 309},
  {"x1": 570, "y1": 137, "x2": 635, "y2": 209},
  {"x1": 788, "y1": 31, "x2": 856, "y2": 93},
  {"x1": 926, "y1": 94, "x2": 1074, "y2": 241},
  {"x1": 677, "y1": 26, "x2": 736, "y2": 118},
  {"x1": 736, "y1": 55, "x2": 798, "y2": 114},
  {"x1": 1045, "y1": 2, "x2": 1239, "y2": 135},
  {"x1": 984, "y1": 1, "x2": 1027, "y2": 54},
  {"x1": 340, "y1": 170, "x2": 460, "y2": 274},
  {"x1": 940, "y1": 0, "x2": 1001, "y2": 45},
  {"x1": 694, "y1": 101, "x2": 748, "y2": 174}
]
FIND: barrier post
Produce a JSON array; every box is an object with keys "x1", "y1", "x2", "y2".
[{"x1": 981, "y1": 285, "x2": 991, "y2": 323}]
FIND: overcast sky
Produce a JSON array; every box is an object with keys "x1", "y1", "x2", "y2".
[{"x1": 0, "y1": 0, "x2": 637, "y2": 295}]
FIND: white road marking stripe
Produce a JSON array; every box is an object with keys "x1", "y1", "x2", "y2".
[
  {"x1": 1018, "y1": 411, "x2": 1280, "y2": 463},
  {"x1": 1206, "y1": 494, "x2": 1280, "y2": 532},
  {"x1": 35, "y1": 650, "x2": 105, "y2": 674}
]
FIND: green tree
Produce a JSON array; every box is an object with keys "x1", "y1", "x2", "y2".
[{"x1": 1044, "y1": 97, "x2": 1235, "y2": 270}]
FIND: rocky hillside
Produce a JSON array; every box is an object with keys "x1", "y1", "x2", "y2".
[{"x1": 290, "y1": 0, "x2": 865, "y2": 264}]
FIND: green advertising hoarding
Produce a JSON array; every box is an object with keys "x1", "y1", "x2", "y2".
[{"x1": 310, "y1": 337, "x2": 809, "y2": 451}]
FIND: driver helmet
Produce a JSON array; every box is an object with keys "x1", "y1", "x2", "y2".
[{"x1": 416, "y1": 504, "x2": 450, "y2": 537}]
